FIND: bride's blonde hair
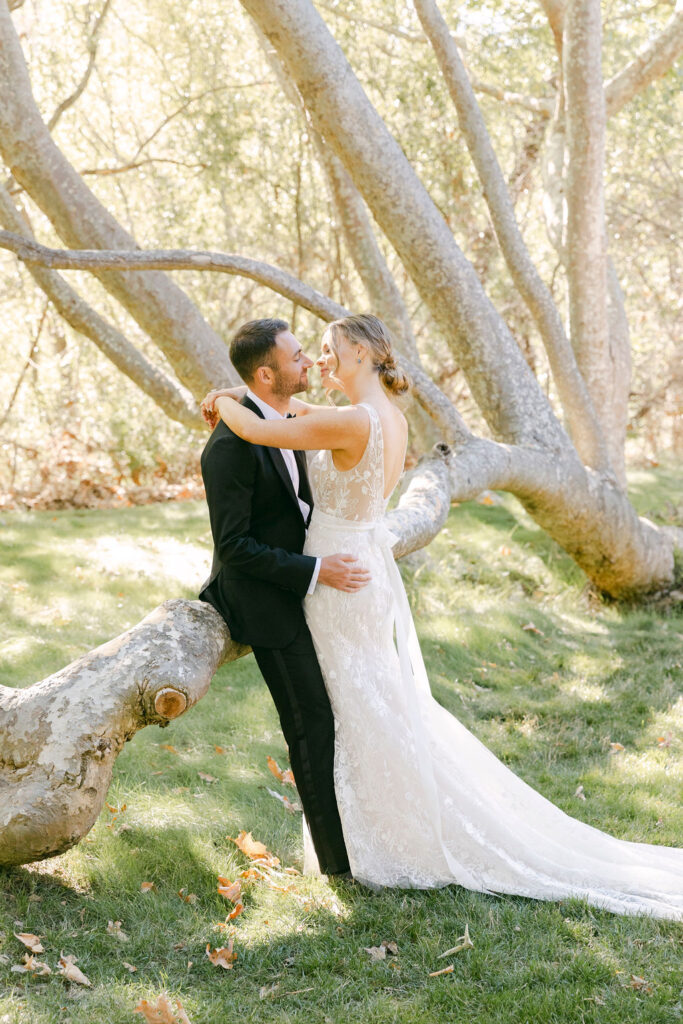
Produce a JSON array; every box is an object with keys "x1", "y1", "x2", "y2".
[{"x1": 325, "y1": 314, "x2": 410, "y2": 396}]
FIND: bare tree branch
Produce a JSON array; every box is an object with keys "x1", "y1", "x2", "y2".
[
  {"x1": 605, "y1": 6, "x2": 683, "y2": 116},
  {"x1": 0, "y1": 300, "x2": 48, "y2": 429},
  {"x1": 469, "y1": 78, "x2": 554, "y2": 117},
  {"x1": 315, "y1": 0, "x2": 431, "y2": 44},
  {"x1": 0, "y1": 203, "x2": 201, "y2": 428},
  {"x1": 80, "y1": 157, "x2": 208, "y2": 177},
  {"x1": 413, "y1": 0, "x2": 610, "y2": 472},
  {"x1": 0, "y1": 230, "x2": 474, "y2": 442},
  {"x1": 46, "y1": 0, "x2": 113, "y2": 133}
]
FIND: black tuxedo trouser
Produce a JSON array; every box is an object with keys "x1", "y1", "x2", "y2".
[{"x1": 252, "y1": 617, "x2": 350, "y2": 876}]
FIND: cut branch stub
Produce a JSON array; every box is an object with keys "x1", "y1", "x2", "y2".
[
  {"x1": 153, "y1": 687, "x2": 188, "y2": 719},
  {"x1": 0, "y1": 600, "x2": 247, "y2": 867}
]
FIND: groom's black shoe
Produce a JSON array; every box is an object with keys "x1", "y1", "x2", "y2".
[
  {"x1": 329, "y1": 869, "x2": 354, "y2": 882},
  {"x1": 327, "y1": 870, "x2": 380, "y2": 895}
]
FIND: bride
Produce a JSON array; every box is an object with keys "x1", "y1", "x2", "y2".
[{"x1": 207, "y1": 313, "x2": 682, "y2": 920}]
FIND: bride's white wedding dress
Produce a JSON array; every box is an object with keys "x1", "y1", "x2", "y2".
[{"x1": 302, "y1": 403, "x2": 682, "y2": 919}]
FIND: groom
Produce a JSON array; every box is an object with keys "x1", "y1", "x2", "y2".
[{"x1": 199, "y1": 318, "x2": 363, "y2": 877}]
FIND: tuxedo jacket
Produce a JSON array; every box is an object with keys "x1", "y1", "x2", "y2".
[{"x1": 198, "y1": 396, "x2": 317, "y2": 649}]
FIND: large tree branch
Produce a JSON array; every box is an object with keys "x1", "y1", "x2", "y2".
[
  {"x1": 0, "y1": 0, "x2": 236, "y2": 397},
  {"x1": 0, "y1": 197, "x2": 201, "y2": 428},
  {"x1": 604, "y1": 5, "x2": 683, "y2": 117},
  {"x1": 563, "y1": 1, "x2": 622, "y2": 479},
  {"x1": 0, "y1": 230, "x2": 350, "y2": 320},
  {"x1": 413, "y1": 0, "x2": 610, "y2": 475},
  {"x1": 0, "y1": 231, "x2": 466, "y2": 440}
]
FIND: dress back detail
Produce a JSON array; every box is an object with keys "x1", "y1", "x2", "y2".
[{"x1": 308, "y1": 402, "x2": 387, "y2": 522}]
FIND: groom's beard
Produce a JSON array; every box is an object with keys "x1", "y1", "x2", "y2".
[{"x1": 271, "y1": 370, "x2": 309, "y2": 400}]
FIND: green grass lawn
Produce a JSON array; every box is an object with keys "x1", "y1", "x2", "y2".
[{"x1": 1, "y1": 468, "x2": 682, "y2": 1024}]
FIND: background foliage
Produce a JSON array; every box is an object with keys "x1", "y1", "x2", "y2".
[{"x1": 1, "y1": 0, "x2": 681, "y2": 507}]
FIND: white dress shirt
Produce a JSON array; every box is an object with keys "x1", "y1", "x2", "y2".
[{"x1": 246, "y1": 389, "x2": 321, "y2": 595}]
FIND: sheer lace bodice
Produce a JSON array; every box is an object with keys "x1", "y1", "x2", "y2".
[
  {"x1": 301, "y1": 402, "x2": 683, "y2": 918},
  {"x1": 307, "y1": 402, "x2": 387, "y2": 522}
]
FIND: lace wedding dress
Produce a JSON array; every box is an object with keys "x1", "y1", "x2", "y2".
[{"x1": 301, "y1": 403, "x2": 682, "y2": 919}]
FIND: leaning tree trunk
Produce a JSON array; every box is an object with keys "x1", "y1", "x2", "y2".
[
  {"x1": 0, "y1": 449, "x2": 453, "y2": 867},
  {"x1": 238, "y1": 0, "x2": 676, "y2": 596}
]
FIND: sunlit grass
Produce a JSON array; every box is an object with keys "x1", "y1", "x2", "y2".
[{"x1": 1, "y1": 471, "x2": 682, "y2": 1024}]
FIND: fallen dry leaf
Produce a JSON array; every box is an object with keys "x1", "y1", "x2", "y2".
[
  {"x1": 217, "y1": 877, "x2": 242, "y2": 903},
  {"x1": 134, "y1": 993, "x2": 192, "y2": 1023},
  {"x1": 226, "y1": 901, "x2": 244, "y2": 921},
  {"x1": 160, "y1": 744, "x2": 179, "y2": 755},
  {"x1": 364, "y1": 945, "x2": 387, "y2": 961},
  {"x1": 239, "y1": 868, "x2": 265, "y2": 881},
  {"x1": 177, "y1": 888, "x2": 198, "y2": 904},
  {"x1": 228, "y1": 830, "x2": 280, "y2": 867},
  {"x1": 11, "y1": 953, "x2": 51, "y2": 976},
  {"x1": 107, "y1": 920, "x2": 129, "y2": 941},
  {"x1": 14, "y1": 932, "x2": 44, "y2": 954},
  {"x1": 214, "y1": 745, "x2": 226, "y2": 755},
  {"x1": 630, "y1": 975, "x2": 653, "y2": 994},
  {"x1": 106, "y1": 802, "x2": 127, "y2": 814},
  {"x1": 198, "y1": 772, "x2": 217, "y2": 783},
  {"x1": 57, "y1": 954, "x2": 92, "y2": 987},
  {"x1": 439, "y1": 924, "x2": 473, "y2": 958},
  {"x1": 429, "y1": 964, "x2": 454, "y2": 977},
  {"x1": 206, "y1": 940, "x2": 237, "y2": 970},
  {"x1": 267, "y1": 755, "x2": 296, "y2": 787},
  {"x1": 140, "y1": 882, "x2": 156, "y2": 893}
]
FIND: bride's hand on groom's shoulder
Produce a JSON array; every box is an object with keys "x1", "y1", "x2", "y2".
[{"x1": 201, "y1": 387, "x2": 246, "y2": 427}]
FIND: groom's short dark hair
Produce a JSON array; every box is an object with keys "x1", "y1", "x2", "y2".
[{"x1": 230, "y1": 318, "x2": 289, "y2": 383}]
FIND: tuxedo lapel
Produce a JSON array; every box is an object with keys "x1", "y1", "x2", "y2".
[
  {"x1": 295, "y1": 449, "x2": 314, "y2": 511},
  {"x1": 242, "y1": 396, "x2": 302, "y2": 514}
]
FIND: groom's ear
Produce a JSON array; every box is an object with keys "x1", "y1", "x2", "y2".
[{"x1": 254, "y1": 364, "x2": 275, "y2": 387}]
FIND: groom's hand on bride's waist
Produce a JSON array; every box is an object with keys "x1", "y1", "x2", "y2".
[{"x1": 318, "y1": 554, "x2": 371, "y2": 592}]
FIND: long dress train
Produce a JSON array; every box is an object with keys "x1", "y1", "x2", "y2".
[{"x1": 301, "y1": 402, "x2": 682, "y2": 920}]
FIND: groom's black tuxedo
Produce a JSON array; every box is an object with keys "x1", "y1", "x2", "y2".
[
  {"x1": 199, "y1": 396, "x2": 349, "y2": 875},
  {"x1": 199, "y1": 397, "x2": 316, "y2": 648}
]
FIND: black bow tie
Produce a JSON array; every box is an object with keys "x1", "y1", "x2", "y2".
[{"x1": 286, "y1": 412, "x2": 296, "y2": 419}]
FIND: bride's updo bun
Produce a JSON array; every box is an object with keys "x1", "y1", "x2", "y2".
[{"x1": 327, "y1": 313, "x2": 410, "y2": 396}]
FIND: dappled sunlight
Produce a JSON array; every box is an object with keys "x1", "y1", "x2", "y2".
[
  {"x1": 73, "y1": 534, "x2": 210, "y2": 589},
  {"x1": 560, "y1": 679, "x2": 609, "y2": 703}
]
